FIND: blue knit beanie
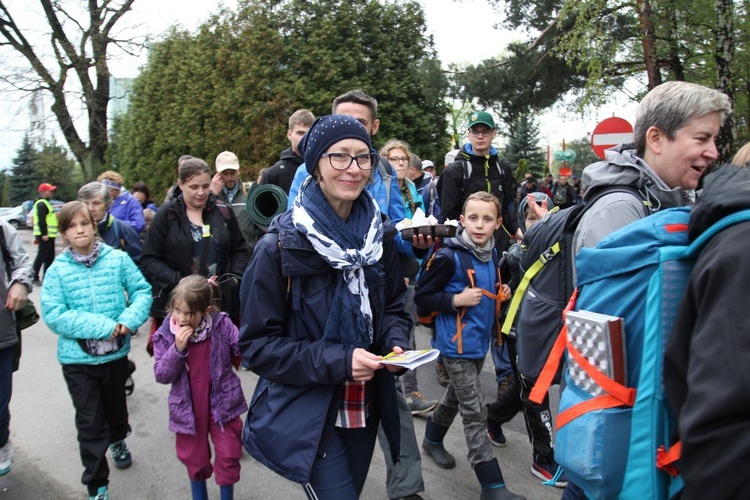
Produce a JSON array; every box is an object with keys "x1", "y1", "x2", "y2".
[{"x1": 299, "y1": 115, "x2": 373, "y2": 175}]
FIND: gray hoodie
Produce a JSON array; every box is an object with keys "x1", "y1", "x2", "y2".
[{"x1": 573, "y1": 144, "x2": 691, "y2": 257}]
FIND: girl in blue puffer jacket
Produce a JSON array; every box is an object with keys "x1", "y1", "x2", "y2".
[
  {"x1": 41, "y1": 202, "x2": 152, "y2": 500},
  {"x1": 153, "y1": 275, "x2": 247, "y2": 500}
]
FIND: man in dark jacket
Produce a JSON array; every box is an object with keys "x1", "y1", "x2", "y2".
[
  {"x1": 437, "y1": 111, "x2": 518, "y2": 251},
  {"x1": 551, "y1": 174, "x2": 577, "y2": 209},
  {"x1": 0, "y1": 220, "x2": 32, "y2": 476},
  {"x1": 664, "y1": 165, "x2": 750, "y2": 499},
  {"x1": 260, "y1": 109, "x2": 315, "y2": 194}
]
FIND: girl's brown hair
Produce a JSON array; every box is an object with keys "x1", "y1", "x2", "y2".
[
  {"x1": 58, "y1": 201, "x2": 95, "y2": 233},
  {"x1": 167, "y1": 275, "x2": 216, "y2": 317}
]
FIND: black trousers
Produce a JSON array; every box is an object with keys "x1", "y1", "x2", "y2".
[
  {"x1": 62, "y1": 356, "x2": 130, "y2": 495},
  {"x1": 33, "y1": 237, "x2": 56, "y2": 280},
  {"x1": 487, "y1": 336, "x2": 555, "y2": 463}
]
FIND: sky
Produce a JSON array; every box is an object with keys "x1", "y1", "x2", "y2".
[{"x1": 0, "y1": 0, "x2": 638, "y2": 170}]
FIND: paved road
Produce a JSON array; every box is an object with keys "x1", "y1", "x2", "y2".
[{"x1": 0, "y1": 229, "x2": 562, "y2": 499}]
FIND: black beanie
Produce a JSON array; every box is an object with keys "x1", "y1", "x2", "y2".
[{"x1": 299, "y1": 115, "x2": 372, "y2": 175}]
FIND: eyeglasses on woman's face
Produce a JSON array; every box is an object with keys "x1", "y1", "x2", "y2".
[
  {"x1": 321, "y1": 152, "x2": 378, "y2": 171},
  {"x1": 388, "y1": 156, "x2": 409, "y2": 164}
]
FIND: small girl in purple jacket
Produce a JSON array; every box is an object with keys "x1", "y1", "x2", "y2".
[{"x1": 153, "y1": 275, "x2": 247, "y2": 500}]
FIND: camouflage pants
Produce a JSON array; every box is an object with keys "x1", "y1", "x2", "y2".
[{"x1": 431, "y1": 357, "x2": 492, "y2": 466}]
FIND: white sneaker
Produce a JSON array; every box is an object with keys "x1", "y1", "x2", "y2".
[{"x1": 0, "y1": 441, "x2": 14, "y2": 476}]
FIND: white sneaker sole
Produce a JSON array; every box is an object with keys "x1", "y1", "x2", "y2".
[{"x1": 530, "y1": 465, "x2": 568, "y2": 488}]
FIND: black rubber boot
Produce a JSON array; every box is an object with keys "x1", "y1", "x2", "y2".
[
  {"x1": 422, "y1": 418, "x2": 456, "y2": 469},
  {"x1": 474, "y1": 458, "x2": 526, "y2": 500}
]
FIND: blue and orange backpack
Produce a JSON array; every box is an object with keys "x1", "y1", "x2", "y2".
[{"x1": 531, "y1": 206, "x2": 750, "y2": 499}]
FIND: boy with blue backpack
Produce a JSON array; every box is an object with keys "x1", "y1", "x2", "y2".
[{"x1": 415, "y1": 192, "x2": 524, "y2": 500}]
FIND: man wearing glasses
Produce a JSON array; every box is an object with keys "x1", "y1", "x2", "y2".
[{"x1": 437, "y1": 111, "x2": 518, "y2": 251}]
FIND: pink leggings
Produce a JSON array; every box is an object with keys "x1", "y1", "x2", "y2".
[{"x1": 175, "y1": 416, "x2": 243, "y2": 485}]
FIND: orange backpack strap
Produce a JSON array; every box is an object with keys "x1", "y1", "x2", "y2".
[
  {"x1": 450, "y1": 251, "x2": 508, "y2": 354},
  {"x1": 555, "y1": 337, "x2": 636, "y2": 428},
  {"x1": 656, "y1": 441, "x2": 681, "y2": 477},
  {"x1": 529, "y1": 289, "x2": 580, "y2": 404},
  {"x1": 529, "y1": 326, "x2": 568, "y2": 404}
]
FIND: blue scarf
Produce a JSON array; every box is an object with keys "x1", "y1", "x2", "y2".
[{"x1": 292, "y1": 178, "x2": 383, "y2": 347}]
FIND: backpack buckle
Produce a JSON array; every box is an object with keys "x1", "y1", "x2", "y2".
[{"x1": 539, "y1": 248, "x2": 556, "y2": 264}]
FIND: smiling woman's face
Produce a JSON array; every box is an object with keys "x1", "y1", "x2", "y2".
[{"x1": 317, "y1": 138, "x2": 372, "y2": 219}]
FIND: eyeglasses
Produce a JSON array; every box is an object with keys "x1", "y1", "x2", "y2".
[
  {"x1": 321, "y1": 152, "x2": 378, "y2": 171},
  {"x1": 388, "y1": 156, "x2": 409, "y2": 164},
  {"x1": 468, "y1": 128, "x2": 494, "y2": 137}
]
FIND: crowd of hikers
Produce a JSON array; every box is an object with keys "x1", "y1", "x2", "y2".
[{"x1": 0, "y1": 82, "x2": 747, "y2": 500}]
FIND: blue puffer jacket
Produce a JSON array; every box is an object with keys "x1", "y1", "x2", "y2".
[
  {"x1": 239, "y1": 211, "x2": 412, "y2": 484},
  {"x1": 41, "y1": 244, "x2": 152, "y2": 365},
  {"x1": 153, "y1": 311, "x2": 247, "y2": 435}
]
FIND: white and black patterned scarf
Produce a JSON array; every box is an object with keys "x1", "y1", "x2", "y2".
[{"x1": 292, "y1": 177, "x2": 383, "y2": 347}]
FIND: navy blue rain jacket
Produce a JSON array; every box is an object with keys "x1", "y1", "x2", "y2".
[{"x1": 239, "y1": 211, "x2": 412, "y2": 484}]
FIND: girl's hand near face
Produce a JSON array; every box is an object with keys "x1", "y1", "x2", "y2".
[{"x1": 174, "y1": 325, "x2": 194, "y2": 353}]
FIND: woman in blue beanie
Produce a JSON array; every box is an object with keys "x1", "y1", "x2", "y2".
[{"x1": 239, "y1": 115, "x2": 412, "y2": 499}]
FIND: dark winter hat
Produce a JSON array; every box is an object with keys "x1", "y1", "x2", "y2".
[{"x1": 299, "y1": 115, "x2": 372, "y2": 175}]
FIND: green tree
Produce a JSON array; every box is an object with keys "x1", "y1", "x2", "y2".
[
  {"x1": 114, "y1": 0, "x2": 449, "y2": 198},
  {"x1": 454, "y1": 41, "x2": 588, "y2": 130},
  {"x1": 8, "y1": 135, "x2": 38, "y2": 205},
  {"x1": 514, "y1": 158, "x2": 530, "y2": 182},
  {"x1": 487, "y1": 0, "x2": 748, "y2": 159},
  {"x1": 36, "y1": 139, "x2": 81, "y2": 201},
  {"x1": 503, "y1": 115, "x2": 546, "y2": 174}
]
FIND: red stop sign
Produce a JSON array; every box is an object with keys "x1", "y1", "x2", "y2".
[{"x1": 590, "y1": 117, "x2": 634, "y2": 159}]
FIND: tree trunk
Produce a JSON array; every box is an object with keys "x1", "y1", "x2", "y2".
[
  {"x1": 715, "y1": 0, "x2": 734, "y2": 162},
  {"x1": 636, "y1": 0, "x2": 661, "y2": 89},
  {"x1": 664, "y1": 0, "x2": 685, "y2": 81}
]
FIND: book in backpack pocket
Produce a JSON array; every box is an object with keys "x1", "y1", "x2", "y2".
[{"x1": 565, "y1": 310, "x2": 626, "y2": 396}]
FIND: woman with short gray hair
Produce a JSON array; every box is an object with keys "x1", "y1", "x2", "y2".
[{"x1": 78, "y1": 182, "x2": 142, "y2": 265}]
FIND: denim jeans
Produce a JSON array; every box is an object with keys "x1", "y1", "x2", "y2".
[
  {"x1": 491, "y1": 339, "x2": 513, "y2": 382},
  {"x1": 305, "y1": 425, "x2": 378, "y2": 500}
]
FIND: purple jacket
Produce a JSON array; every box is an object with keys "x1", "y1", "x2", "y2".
[
  {"x1": 153, "y1": 311, "x2": 247, "y2": 435},
  {"x1": 110, "y1": 191, "x2": 146, "y2": 234}
]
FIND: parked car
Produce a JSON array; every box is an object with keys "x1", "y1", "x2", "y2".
[
  {"x1": 23, "y1": 199, "x2": 65, "y2": 229},
  {"x1": 3, "y1": 205, "x2": 29, "y2": 229}
]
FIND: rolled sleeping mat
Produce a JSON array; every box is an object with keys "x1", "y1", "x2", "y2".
[{"x1": 245, "y1": 182, "x2": 288, "y2": 230}]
